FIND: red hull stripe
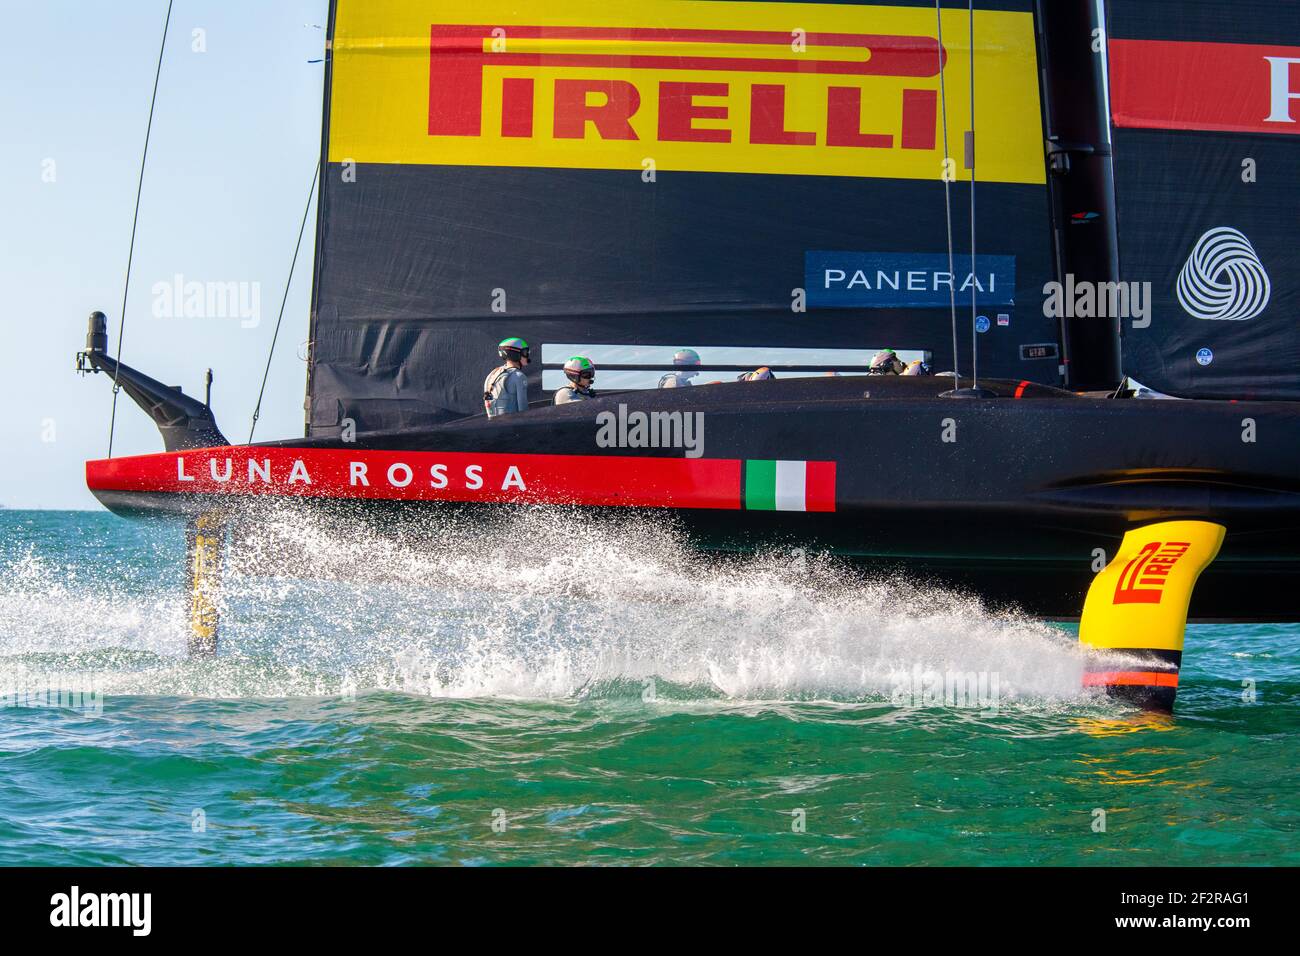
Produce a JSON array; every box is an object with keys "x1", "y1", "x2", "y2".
[
  {"x1": 85, "y1": 447, "x2": 838, "y2": 512},
  {"x1": 1110, "y1": 38, "x2": 1300, "y2": 136},
  {"x1": 1082, "y1": 670, "x2": 1179, "y2": 688}
]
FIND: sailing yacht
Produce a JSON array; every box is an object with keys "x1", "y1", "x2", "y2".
[{"x1": 76, "y1": 0, "x2": 1300, "y2": 709}]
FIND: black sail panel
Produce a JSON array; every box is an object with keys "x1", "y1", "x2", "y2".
[
  {"x1": 1107, "y1": 0, "x2": 1300, "y2": 400},
  {"x1": 308, "y1": 0, "x2": 1053, "y2": 434}
]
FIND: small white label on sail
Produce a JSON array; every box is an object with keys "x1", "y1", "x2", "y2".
[{"x1": 773, "y1": 460, "x2": 808, "y2": 512}]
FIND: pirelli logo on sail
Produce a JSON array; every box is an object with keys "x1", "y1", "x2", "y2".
[
  {"x1": 328, "y1": 0, "x2": 1046, "y2": 183},
  {"x1": 1113, "y1": 541, "x2": 1192, "y2": 605}
]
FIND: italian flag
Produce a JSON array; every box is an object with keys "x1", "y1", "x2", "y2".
[{"x1": 744, "y1": 460, "x2": 836, "y2": 512}]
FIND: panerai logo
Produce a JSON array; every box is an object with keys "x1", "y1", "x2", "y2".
[
  {"x1": 806, "y1": 252, "x2": 1016, "y2": 309},
  {"x1": 595, "y1": 404, "x2": 704, "y2": 458},
  {"x1": 50, "y1": 886, "x2": 152, "y2": 936}
]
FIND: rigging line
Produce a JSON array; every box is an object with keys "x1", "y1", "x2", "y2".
[
  {"x1": 967, "y1": 0, "x2": 980, "y2": 390},
  {"x1": 107, "y1": 0, "x2": 174, "y2": 459},
  {"x1": 249, "y1": 161, "x2": 322, "y2": 444},
  {"x1": 934, "y1": 0, "x2": 959, "y2": 381}
]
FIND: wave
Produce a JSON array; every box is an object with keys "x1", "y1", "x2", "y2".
[{"x1": 0, "y1": 506, "x2": 1124, "y2": 706}]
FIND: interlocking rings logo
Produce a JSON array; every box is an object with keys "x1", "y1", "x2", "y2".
[{"x1": 1176, "y1": 227, "x2": 1271, "y2": 321}]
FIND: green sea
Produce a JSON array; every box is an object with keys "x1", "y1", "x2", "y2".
[{"x1": 0, "y1": 508, "x2": 1295, "y2": 866}]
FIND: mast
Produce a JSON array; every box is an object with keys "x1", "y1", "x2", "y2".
[
  {"x1": 1033, "y1": 0, "x2": 1123, "y2": 391},
  {"x1": 303, "y1": 0, "x2": 338, "y2": 437}
]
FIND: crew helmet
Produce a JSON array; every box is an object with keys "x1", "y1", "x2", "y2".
[
  {"x1": 498, "y1": 337, "x2": 530, "y2": 362},
  {"x1": 563, "y1": 355, "x2": 595, "y2": 385},
  {"x1": 868, "y1": 349, "x2": 906, "y2": 375}
]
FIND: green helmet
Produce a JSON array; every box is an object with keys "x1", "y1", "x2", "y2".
[
  {"x1": 498, "y1": 337, "x2": 529, "y2": 361},
  {"x1": 563, "y1": 355, "x2": 595, "y2": 384},
  {"x1": 868, "y1": 349, "x2": 904, "y2": 375}
]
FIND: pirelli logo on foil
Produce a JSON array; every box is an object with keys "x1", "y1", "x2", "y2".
[
  {"x1": 1113, "y1": 541, "x2": 1192, "y2": 606},
  {"x1": 328, "y1": 0, "x2": 1046, "y2": 183}
]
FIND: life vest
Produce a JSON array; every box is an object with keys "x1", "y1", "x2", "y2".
[
  {"x1": 555, "y1": 383, "x2": 596, "y2": 404},
  {"x1": 484, "y1": 365, "x2": 523, "y2": 416}
]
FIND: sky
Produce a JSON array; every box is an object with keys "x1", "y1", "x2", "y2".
[{"x1": 0, "y1": 0, "x2": 328, "y2": 509}]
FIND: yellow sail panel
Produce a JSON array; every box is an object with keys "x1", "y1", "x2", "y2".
[{"x1": 328, "y1": 0, "x2": 1046, "y2": 184}]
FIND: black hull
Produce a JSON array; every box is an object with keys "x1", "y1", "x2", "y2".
[{"x1": 88, "y1": 376, "x2": 1300, "y2": 621}]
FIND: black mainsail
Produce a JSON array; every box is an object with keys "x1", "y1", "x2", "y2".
[
  {"x1": 305, "y1": 0, "x2": 1057, "y2": 435},
  {"x1": 1108, "y1": 0, "x2": 1300, "y2": 400}
]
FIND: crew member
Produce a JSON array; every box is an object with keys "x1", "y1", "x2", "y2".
[
  {"x1": 484, "y1": 337, "x2": 530, "y2": 418},
  {"x1": 867, "y1": 349, "x2": 907, "y2": 375},
  {"x1": 554, "y1": 356, "x2": 597, "y2": 404},
  {"x1": 738, "y1": 367, "x2": 776, "y2": 381},
  {"x1": 901, "y1": 359, "x2": 932, "y2": 376},
  {"x1": 658, "y1": 348, "x2": 702, "y2": 388}
]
